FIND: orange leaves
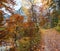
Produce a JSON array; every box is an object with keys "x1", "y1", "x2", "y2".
[
  {"x1": 6, "y1": 14, "x2": 24, "y2": 33},
  {"x1": 6, "y1": 14, "x2": 35, "y2": 37},
  {"x1": 0, "y1": 3, "x2": 3, "y2": 8},
  {"x1": 23, "y1": 22, "x2": 29, "y2": 28},
  {"x1": 0, "y1": 10, "x2": 3, "y2": 15},
  {"x1": 23, "y1": 22, "x2": 34, "y2": 29},
  {"x1": 0, "y1": 0, "x2": 7, "y2": 3},
  {"x1": 7, "y1": 23, "x2": 15, "y2": 33},
  {"x1": 39, "y1": 17, "x2": 48, "y2": 26},
  {"x1": 29, "y1": 22, "x2": 35, "y2": 27},
  {"x1": 10, "y1": 14, "x2": 24, "y2": 23}
]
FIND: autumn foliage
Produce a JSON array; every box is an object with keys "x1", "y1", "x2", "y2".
[
  {"x1": 23, "y1": 21, "x2": 35, "y2": 29},
  {"x1": 10, "y1": 14, "x2": 24, "y2": 22},
  {"x1": 6, "y1": 14, "x2": 24, "y2": 32}
]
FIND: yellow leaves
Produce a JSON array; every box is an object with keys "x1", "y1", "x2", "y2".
[
  {"x1": 22, "y1": 7, "x2": 30, "y2": 17},
  {"x1": 22, "y1": 0, "x2": 31, "y2": 9},
  {"x1": 20, "y1": 37, "x2": 30, "y2": 44},
  {"x1": 34, "y1": 0, "x2": 42, "y2": 4},
  {"x1": 41, "y1": 0, "x2": 53, "y2": 9},
  {"x1": 58, "y1": 15, "x2": 60, "y2": 19}
]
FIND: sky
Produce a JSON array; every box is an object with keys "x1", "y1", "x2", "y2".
[
  {"x1": 0, "y1": 0, "x2": 22, "y2": 16},
  {"x1": 0, "y1": 0, "x2": 43, "y2": 17},
  {"x1": 14, "y1": 0, "x2": 22, "y2": 10}
]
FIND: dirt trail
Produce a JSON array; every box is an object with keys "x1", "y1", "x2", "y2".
[{"x1": 40, "y1": 29, "x2": 60, "y2": 51}]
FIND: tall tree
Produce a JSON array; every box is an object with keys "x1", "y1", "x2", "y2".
[{"x1": 0, "y1": 11, "x2": 4, "y2": 26}]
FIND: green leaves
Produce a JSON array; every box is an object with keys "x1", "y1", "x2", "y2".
[{"x1": 0, "y1": 27, "x2": 5, "y2": 31}]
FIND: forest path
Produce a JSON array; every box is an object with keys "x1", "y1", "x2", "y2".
[{"x1": 39, "y1": 29, "x2": 60, "y2": 51}]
